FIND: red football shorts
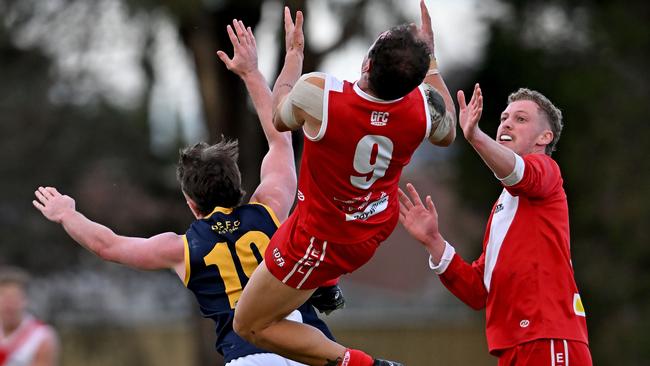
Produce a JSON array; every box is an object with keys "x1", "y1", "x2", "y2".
[
  {"x1": 497, "y1": 339, "x2": 592, "y2": 366},
  {"x1": 264, "y1": 211, "x2": 380, "y2": 289}
]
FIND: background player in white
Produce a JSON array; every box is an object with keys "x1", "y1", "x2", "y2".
[
  {"x1": 233, "y1": 2, "x2": 455, "y2": 366},
  {"x1": 0, "y1": 266, "x2": 59, "y2": 366},
  {"x1": 399, "y1": 84, "x2": 592, "y2": 365}
]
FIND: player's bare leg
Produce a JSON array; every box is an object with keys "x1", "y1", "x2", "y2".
[{"x1": 233, "y1": 262, "x2": 352, "y2": 365}]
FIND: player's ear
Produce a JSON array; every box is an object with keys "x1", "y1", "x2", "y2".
[
  {"x1": 537, "y1": 129, "x2": 553, "y2": 146},
  {"x1": 361, "y1": 58, "x2": 371, "y2": 74}
]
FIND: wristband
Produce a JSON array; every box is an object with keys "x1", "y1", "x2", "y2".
[
  {"x1": 426, "y1": 68, "x2": 440, "y2": 76},
  {"x1": 427, "y1": 58, "x2": 439, "y2": 76}
]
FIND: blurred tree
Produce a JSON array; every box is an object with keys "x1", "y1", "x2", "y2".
[
  {"x1": 0, "y1": 20, "x2": 188, "y2": 270},
  {"x1": 119, "y1": 0, "x2": 397, "y2": 199},
  {"x1": 454, "y1": 1, "x2": 650, "y2": 364}
]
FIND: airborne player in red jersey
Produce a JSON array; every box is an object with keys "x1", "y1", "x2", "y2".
[{"x1": 232, "y1": 1, "x2": 456, "y2": 366}]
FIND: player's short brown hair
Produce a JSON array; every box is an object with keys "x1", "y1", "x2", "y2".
[
  {"x1": 508, "y1": 88, "x2": 563, "y2": 155},
  {"x1": 176, "y1": 139, "x2": 245, "y2": 215},
  {"x1": 0, "y1": 266, "x2": 30, "y2": 288}
]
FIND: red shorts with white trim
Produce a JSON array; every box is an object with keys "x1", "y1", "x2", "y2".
[
  {"x1": 497, "y1": 339, "x2": 592, "y2": 366},
  {"x1": 264, "y1": 211, "x2": 380, "y2": 290}
]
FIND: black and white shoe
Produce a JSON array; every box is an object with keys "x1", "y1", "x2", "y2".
[
  {"x1": 309, "y1": 284, "x2": 346, "y2": 315},
  {"x1": 373, "y1": 359, "x2": 404, "y2": 366}
]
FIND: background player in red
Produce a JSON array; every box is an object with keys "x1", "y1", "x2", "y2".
[
  {"x1": 0, "y1": 266, "x2": 59, "y2": 366},
  {"x1": 398, "y1": 83, "x2": 592, "y2": 365},
  {"x1": 32, "y1": 19, "x2": 337, "y2": 366},
  {"x1": 233, "y1": 2, "x2": 456, "y2": 366}
]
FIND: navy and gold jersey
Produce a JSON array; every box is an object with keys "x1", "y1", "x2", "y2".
[{"x1": 183, "y1": 203, "x2": 334, "y2": 363}]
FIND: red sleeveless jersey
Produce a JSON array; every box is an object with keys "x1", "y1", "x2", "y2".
[{"x1": 294, "y1": 75, "x2": 431, "y2": 244}]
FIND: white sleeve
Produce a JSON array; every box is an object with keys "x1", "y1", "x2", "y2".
[
  {"x1": 428, "y1": 241, "x2": 456, "y2": 275},
  {"x1": 279, "y1": 95, "x2": 301, "y2": 129},
  {"x1": 496, "y1": 153, "x2": 525, "y2": 186}
]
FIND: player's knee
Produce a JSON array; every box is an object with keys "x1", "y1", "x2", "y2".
[
  {"x1": 232, "y1": 313, "x2": 260, "y2": 345},
  {"x1": 232, "y1": 316, "x2": 250, "y2": 340}
]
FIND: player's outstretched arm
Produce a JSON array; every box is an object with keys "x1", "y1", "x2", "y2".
[
  {"x1": 271, "y1": 7, "x2": 305, "y2": 132},
  {"x1": 33, "y1": 187, "x2": 184, "y2": 271},
  {"x1": 216, "y1": 18, "x2": 296, "y2": 221},
  {"x1": 416, "y1": 0, "x2": 456, "y2": 146},
  {"x1": 458, "y1": 83, "x2": 516, "y2": 179},
  {"x1": 399, "y1": 183, "x2": 488, "y2": 310}
]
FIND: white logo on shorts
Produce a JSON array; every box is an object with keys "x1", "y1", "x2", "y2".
[
  {"x1": 273, "y1": 247, "x2": 285, "y2": 268},
  {"x1": 520, "y1": 319, "x2": 530, "y2": 328}
]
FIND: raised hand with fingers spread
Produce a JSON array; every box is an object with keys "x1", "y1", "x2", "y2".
[
  {"x1": 217, "y1": 19, "x2": 259, "y2": 78},
  {"x1": 33, "y1": 186, "x2": 75, "y2": 224},
  {"x1": 398, "y1": 183, "x2": 446, "y2": 263},
  {"x1": 457, "y1": 83, "x2": 484, "y2": 142}
]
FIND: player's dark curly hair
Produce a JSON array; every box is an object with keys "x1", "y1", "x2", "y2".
[
  {"x1": 367, "y1": 25, "x2": 430, "y2": 100},
  {"x1": 176, "y1": 139, "x2": 245, "y2": 215}
]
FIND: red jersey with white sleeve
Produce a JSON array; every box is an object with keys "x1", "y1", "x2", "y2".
[
  {"x1": 295, "y1": 74, "x2": 431, "y2": 244},
  {"x1": 437, "y1": 153, "x2": 589, "y2": 353},
  {"x1": 0, "y1": 316, "x2": 50, "y2": 366}
]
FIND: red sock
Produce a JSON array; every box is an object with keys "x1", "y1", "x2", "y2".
[
  {"x1": 321, "y1": 277, "x2": 340, "y2": 287},
  {"x1": 340, "y1": 348, "x2": 373, "y2": 366}
]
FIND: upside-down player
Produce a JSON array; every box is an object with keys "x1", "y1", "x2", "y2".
[{"x1": 232, "y1": 2, "x2": 456, "y2": 366}]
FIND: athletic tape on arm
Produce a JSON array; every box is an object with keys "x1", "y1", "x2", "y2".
[
  {"x1": 287, "y1": 73, "x2": 325, "y2": 121},
  {"x1": 279, "y1": 95, "x2": 301, "y2": 130}
]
